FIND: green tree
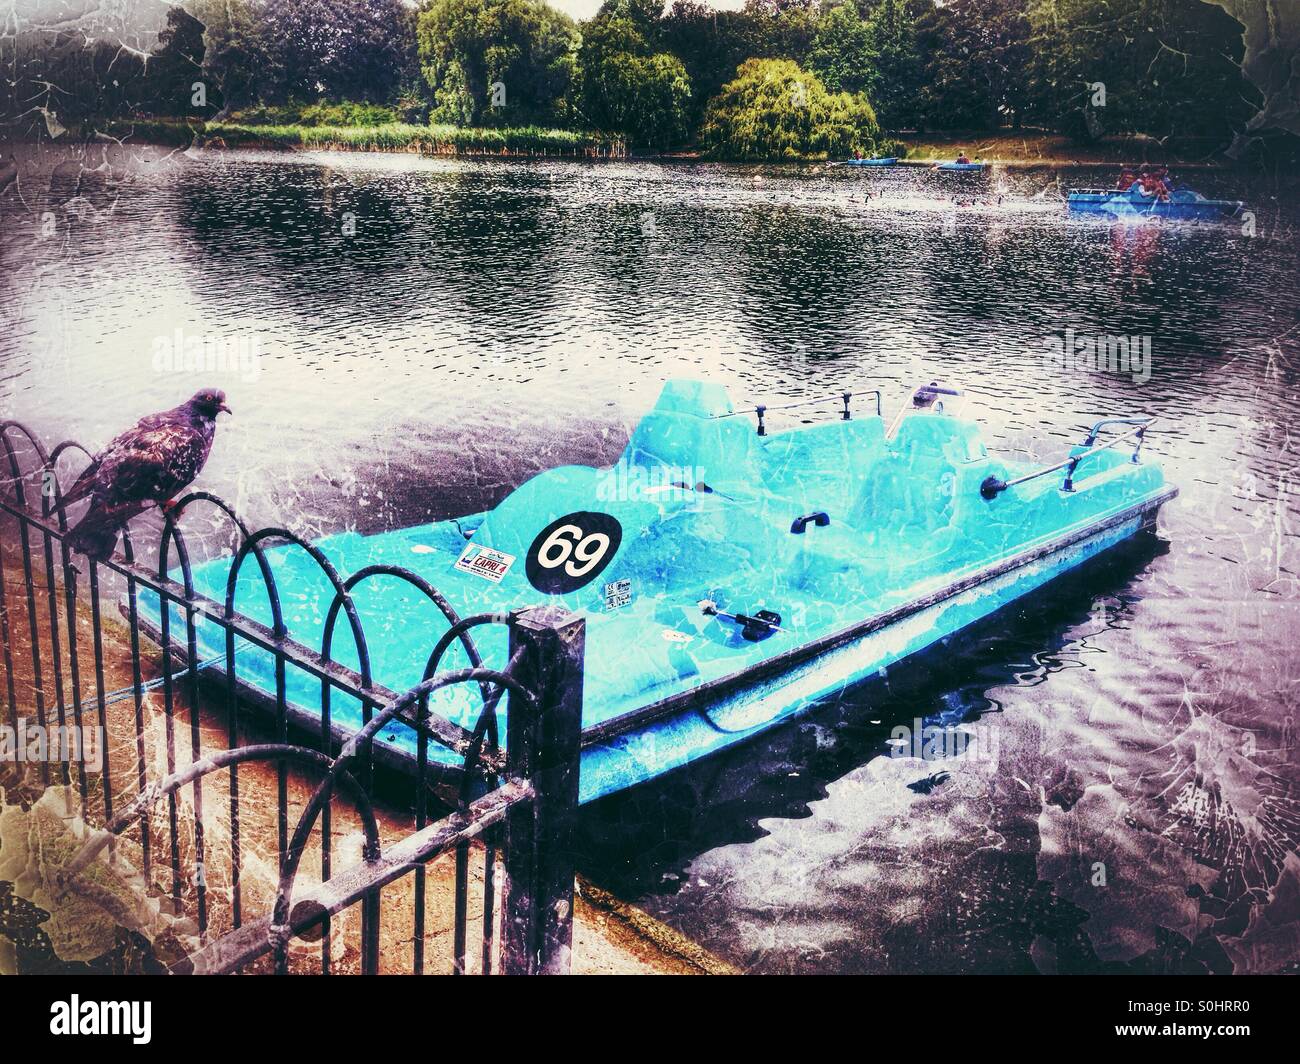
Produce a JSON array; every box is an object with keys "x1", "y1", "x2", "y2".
[
  {"x1": 141, "y1": 7, "x2": 209, "y2": 117},
  {"x1": 187, "y1": 0, "x2": 269, "y2": 114},
  {"x1": 618, "y1": 52, "x2": 693, "y2": 148},
  {"x1": 808, "y1": 3, "x2": 874, "y2": 96},
  {"x1": 661, "y1": 0, "x2": 821, "y2": 130},
  {"x1": 743, "y1": 0, "x2": 820, "y2": 59},
  {"x1": 1025, "y1": 0, "x2": 1256, "y2": 142},
  {"x1": 914, "y1": 0, "x2": 1031, "y2": 130},
  {"x1": 597, "y1": 0, "x2": 666, "y2": 40},
  {"x1": 662, "y1": 1, "x2": 761, "y2": 127},
  {"x1": 700, "y1": 56, "x2": 882, "y2": 159},
  {"x1": 5, "y1": 33, "x2": 148, "y2": 134},
  {"x1": 863, "y1": 0, "x2": 925, "y2": 130},
  {"x1": 579, "y1": 5, "x2": 692, "y2": 147},
  {"x1": 253, "y1": 0, "x2": 412, "y2": 105},
  {"x1": 416, "y1": 0, "x2": 579, "y2": 126},
  {"x1": 580, "y1": 9, "x2": 650, "y2": 127}
]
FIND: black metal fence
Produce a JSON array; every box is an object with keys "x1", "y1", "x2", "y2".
[{"x1": 0, "y1": 420, "x2": 583, "y2": 975}]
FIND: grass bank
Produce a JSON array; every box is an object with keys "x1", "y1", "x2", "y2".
[
  {"x1": 83, "y1": 120, "x2": 1234, "y2": 166},
  {"x1": 896, "y1": 130, "x2": 1237, "y2": 168},
  {"x1": 105, "y1": 117, "x2": 625, "y2": 156}
]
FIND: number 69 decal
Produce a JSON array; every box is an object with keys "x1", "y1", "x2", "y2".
[{"x1": 525, "y1": 512, "x2": 623, "y2": 594}]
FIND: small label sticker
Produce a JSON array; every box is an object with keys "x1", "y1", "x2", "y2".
[
  {"x1": 603, "y1": 578, "x2": 632, "y2": 611},
  {"x1": 662, "y1": 629, "x2": 693, "y2": 644},
  {"x1": 454, "y1": 545, "x2": 515, "y2": 583}
]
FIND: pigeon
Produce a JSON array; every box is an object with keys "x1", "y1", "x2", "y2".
[{"x1": 60, "y1": 388, "x2": 231, "y2": 561}]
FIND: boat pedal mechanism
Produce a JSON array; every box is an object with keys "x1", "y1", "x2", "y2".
[
  {"x1": 699, "y1": 600, "x2": 785, "y2": 641},
  {"x1": 739, "y1": 610, "x2": 782, "y2": 642}
]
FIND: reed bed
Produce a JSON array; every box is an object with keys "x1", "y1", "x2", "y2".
[{"x1": 100, "y1": 116, "x2": 624, "y2": 156}]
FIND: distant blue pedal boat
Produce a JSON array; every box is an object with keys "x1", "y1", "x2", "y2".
[
  {"x1": 1067, "y1": 186, "x2": 1243, "y2": 221},
  {"x1": 842, "y1": 156, "x2": 897, "y2": 166},
  {"x1": 935, "y1": 161, "x2": 986, "y2": 171},
  {"x1": 135, "y1": 381, "x2": 1176, "y2": 803}
]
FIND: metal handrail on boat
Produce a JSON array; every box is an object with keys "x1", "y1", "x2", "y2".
[
  {"x1": 713, "y1": 388, "x2": 884, "y2": 437},
  {"x1": 980, "y1": 417, "x2": 1155, "y2": 499}
]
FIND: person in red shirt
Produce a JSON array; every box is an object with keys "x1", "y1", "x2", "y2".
[{"x1": 1139, "y1": 166, "x2": 1171, "y2": 201}]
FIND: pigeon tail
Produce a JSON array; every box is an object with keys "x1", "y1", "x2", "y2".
[{"x1": 67, "y1": 508, "x2": 126, "y2": 563}]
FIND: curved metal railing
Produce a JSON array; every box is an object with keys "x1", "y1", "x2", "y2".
[{"x1": 0, "y1": 419, "x2": 583, "y2": 975}]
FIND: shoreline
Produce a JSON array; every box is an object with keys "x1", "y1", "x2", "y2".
[
  {"x1": 3, "y1": 123, "x2": 1265, "y2": 169},
  {"x1": 891, "y1": 131, "x2": 1246, "y2": 170}
]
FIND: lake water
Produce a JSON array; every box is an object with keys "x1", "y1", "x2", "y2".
[{"x1": 1, "y1": 144, "x2": 1297, "y2": 973}]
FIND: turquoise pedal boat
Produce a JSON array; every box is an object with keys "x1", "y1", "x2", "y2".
[
  {"x1": 136, "y1": 381, "x2": 1175, "y2": 803},
  {"x1": 842, "y1": 157, "x2": 898, "y2": 167}
]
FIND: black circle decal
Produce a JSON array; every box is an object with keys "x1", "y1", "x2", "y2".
[{"x1": 525, "y1": 512, "x2": 623, "y2": 594}]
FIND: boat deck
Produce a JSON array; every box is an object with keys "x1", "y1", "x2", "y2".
[{"x1": 137, "y1": 381, "x2": 1171, "y2": 796}]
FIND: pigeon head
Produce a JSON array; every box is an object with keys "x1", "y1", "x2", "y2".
[{"x1": 188, "y1": 388, "x2": 232, "y2": 420}]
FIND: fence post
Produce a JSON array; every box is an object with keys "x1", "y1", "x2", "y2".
[{"x1": 501, "y1": 605, "x2": 584, "y2": 975}]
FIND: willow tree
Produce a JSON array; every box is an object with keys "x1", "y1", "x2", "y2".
[
  {"x1": 416, "y1": 0, "x2": 580, "y2": 126},
  {"x1": 579, "y1": 6, "x2": 692, "y2": 148},
  {"x1": 700, "y1": 57, "x2": 882, "y2": 160}
]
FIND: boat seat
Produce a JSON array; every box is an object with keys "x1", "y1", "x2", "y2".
[
  {"x1": 846, "y1": 415, "x2": 989, "y2": 558},
  {"x1": 621, "y1": 380, "x2": 764, "y2": 496},
  {"x1": 633, "y1": 497, "x2": 797, "y2": 592},
  {"x1": 890, "y1": 413, "x2": 989, "y2": 466},
  {"x1": 761, "y1": 418, "x2": 887, "y2": 514}
]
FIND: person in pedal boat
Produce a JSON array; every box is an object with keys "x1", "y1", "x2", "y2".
[
  {"x1": 955, "y1": 151, "x2": 971, "y2": 164},
  {"x1": 1116, "y1": 165, "x2": 1137, "y2": 190},
  {"x1": 1137, "y1": 165, "x2": 1171, "y2": 202}
]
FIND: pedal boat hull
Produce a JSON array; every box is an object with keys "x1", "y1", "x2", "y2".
[
  {"x1": 133, "y1": 382, "x2": 1176, "y2": 803},
  {"x1": 1067, "y1": 187, "x2": 1243, "y2": 220}
]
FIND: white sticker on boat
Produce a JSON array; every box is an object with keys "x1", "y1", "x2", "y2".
[
  {"x1": 662, "y1": 629, "x2": 693, "y2": 644},
  {"x1": 454, "y1": 545, "x2": 515, "y2": 583},
  {"x1": 603, "y1": 578, "x2": 632, "y2": 611}
]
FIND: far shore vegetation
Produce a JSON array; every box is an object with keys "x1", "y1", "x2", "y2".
[
  {"x1": 1, "y1": 0, "x2": 1286, "y2": 164},
  {"x1": 141, "y1": 119, "x2": 626, "y2": 156},
  {"x1": 101, "y1": 115, "x2": 1241, "y2": 168}
]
